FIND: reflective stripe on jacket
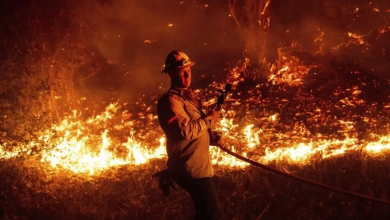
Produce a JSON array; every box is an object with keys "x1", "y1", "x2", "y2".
[{"x1": 157, "y1": 88, "x2": 215, "y2": 179}]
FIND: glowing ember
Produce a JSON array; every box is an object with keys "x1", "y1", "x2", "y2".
[
  {"x1": 0, "y1": 144, "x2": 20, "y2": 160},
  {"x1": 1, "y1": 49, "x2": 390, "y2": 175},
  {"x1": 2, "y1": 96, "x2": 390, "y2": 175}
]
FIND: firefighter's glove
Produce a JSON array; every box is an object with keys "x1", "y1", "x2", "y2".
[
  {"x1": 207, "y1": 105, "x2": 221, "y2": 126},
  {"x1": 210, "y1": 131, "x2": 224, "y2": 147},
  {"x1": 152, "y1": 169, "x2": 177, "y2": 197}
]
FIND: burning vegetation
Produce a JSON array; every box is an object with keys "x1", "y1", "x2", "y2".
[{"x1": 1, "y1": 0, "x2": 390, "y2": 219}]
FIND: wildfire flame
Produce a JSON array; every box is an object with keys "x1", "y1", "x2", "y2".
[
  {"x1": 1, "y1": 24, "x2": 390, "y2": 175},
  {"x1": 2, "y1": 57, "x2": 390, "y2": 176}
]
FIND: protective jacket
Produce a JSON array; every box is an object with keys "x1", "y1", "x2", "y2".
[{"x1": 157, "y1": 88, "x2": 215, "y2": 179}]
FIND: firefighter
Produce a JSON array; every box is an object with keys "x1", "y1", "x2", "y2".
[{"x1": 157, "y1": 50, "x2": 221, "y2": 220}]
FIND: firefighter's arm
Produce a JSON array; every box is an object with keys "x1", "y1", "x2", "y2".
[{"x1": 166, "y1": 96, "x2": 214, "y2": 140}]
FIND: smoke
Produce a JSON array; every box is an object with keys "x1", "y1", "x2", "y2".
[
  {"x1": 267, "y1": 0, "x2": 390, "y2": 77},
  {"x1": 75, "y1": 0, "x2": 244, "y2": 101},
  {"x1": 2, "y1": 0, "x2": 388, "y2": 109}
]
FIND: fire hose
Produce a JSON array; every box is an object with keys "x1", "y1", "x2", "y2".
[
  {"x1": 216, "y1": 143, "x2": 390, "y2": 205},
  {"x1": 213, "y1": 83, "x2": 390, "y2": 205},
  {"x1": 151, "y1": 84, "x2": 390, "y2": 205}
]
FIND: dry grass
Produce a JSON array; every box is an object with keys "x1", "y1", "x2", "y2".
[
  {"x1": 1, "y1": 1, "x2": 390, "y2": 219},
  {"x1": 0, "y1": 154, "x2": 389, "y2": 220}
]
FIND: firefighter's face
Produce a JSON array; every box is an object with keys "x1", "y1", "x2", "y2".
[{"x1": 169, "y1": 67, "x2": 191, "y2": 88}]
